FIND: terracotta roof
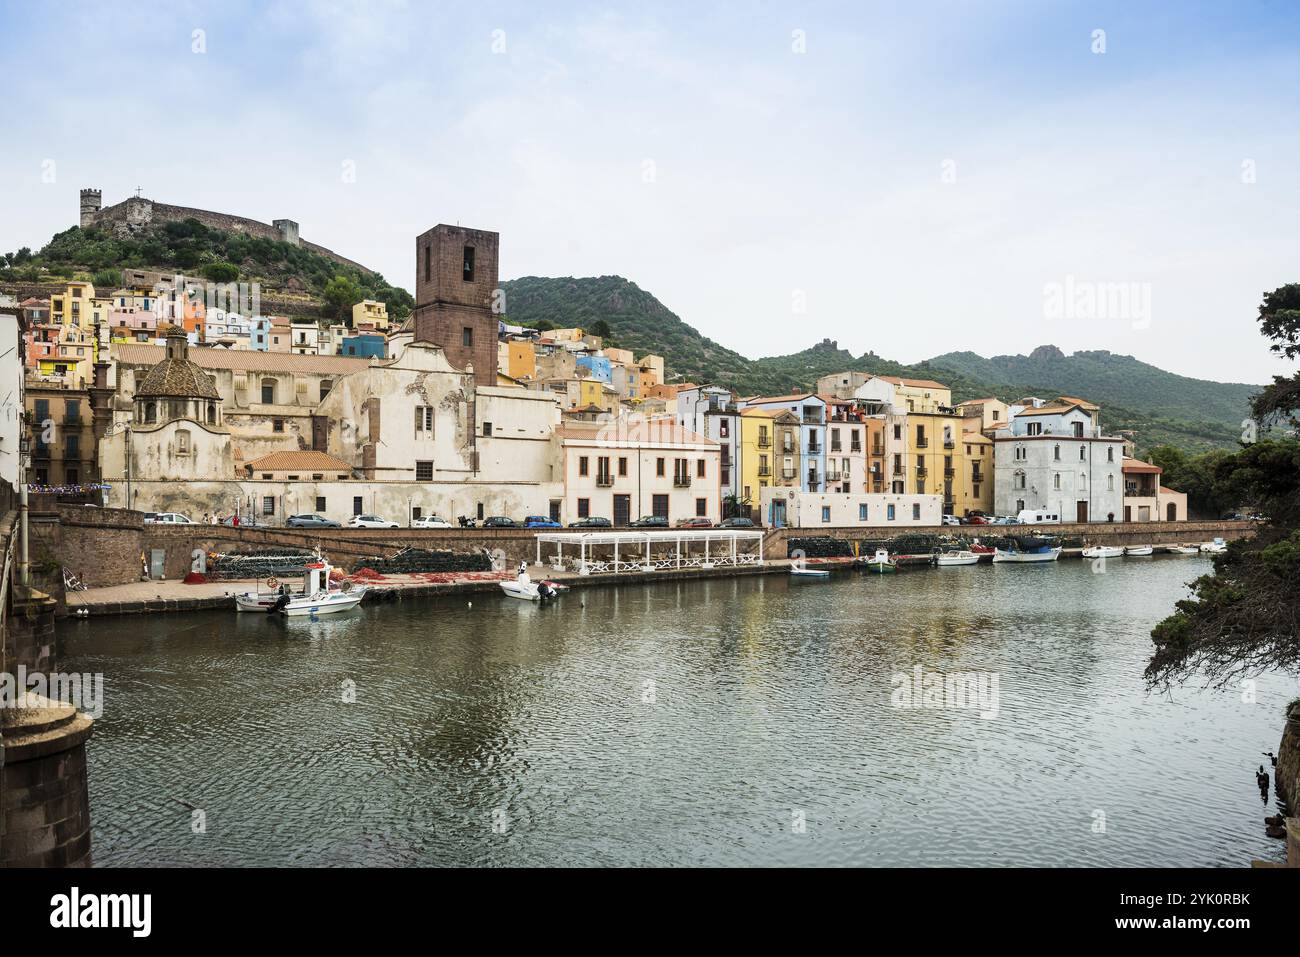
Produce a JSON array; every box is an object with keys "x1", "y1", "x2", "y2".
[
  {"x1": 1159, "y1": 485, "x2": 1183, "y2": 496},
  {"x1": 113, "y1": 342, "x2": 372, "y2": 374},
  {"x1": 1013, "y1": 403, "x2": 1079, "y2": 417},
  {"x1": 1122, "y1": 457, "x2": 1162, "y2": 474},
  {"x1": 1056, "y1": 395, "x2": 1099, "y2": 409},
  {"x1": 873, "y1": 375, "x2": 950, "y2": 390},
  {"x1": 245, "y1": 451, "x2": 354, "y2": 472},
  {"x1": 136, "y1": 350, "x2": 221, "y2": 399},
  {"x1": 961, "y1": 432, "x2": 993, "y2": 444}
]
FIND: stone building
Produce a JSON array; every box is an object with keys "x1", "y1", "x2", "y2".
[{"x1": 412, "y1": 224, "x2": 499, "y2": 386}]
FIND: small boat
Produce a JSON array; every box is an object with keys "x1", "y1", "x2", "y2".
[
  {"x1": 934, "y1": 549, "x2": 979, "y2": 566},
  {"x1": 1200, "y1": 538, "x2": 1227, "y2": 554},
  {"x1": 499, "y1": 572, "x2": 563, "y2": 601},
  {"x1": 969, "y1": 541, "x2": 996, "y2": 562},
  {"x1": 863, "y1": 548, "x2": 896, "y2": 574},
  {"x1": 1168, "y1": 544, "x2": 1200, "y2": 555},
  {"x1": 1124, "y1": 545, "x2": 1154, "y2": 556},
  {"x1": 790, "y1": 566, "x2": 831, "y2": 579},
  {"x1": 1081, "y1": 545, "x2": 1123, "y2": 560},
  {"x1": 254, "y1": 557, "x2": 365, "y2": 616},
  {"x1": 993, "y1": 537, "x2": 1062, "y2": 563}
]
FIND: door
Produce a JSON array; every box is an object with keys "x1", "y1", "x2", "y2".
[
  {"x1": 1166, "y1": 502, "x2": 1177, "y2": 521},
  {"x1": 1124, "y1": 505, "x2": 1131, "y2": 522},
  {"x1": 613, "y1": 494, "x2": 631, "y2": 527},
  {"x1": 1076, "y1": 501, "x2": 1088, "y2": 523},
  {"x1": 548, "y1": 500, "x2": 562, "y2": 523},
  {"x1": 149, "y1": 549, "x2": 166, "y2": 579},
  {"x1": 771, "y1": 499, "x2": 786, "y2": 528},
  {"x1": 652, "y1": 494, "x2": 669, "y2": 520}
]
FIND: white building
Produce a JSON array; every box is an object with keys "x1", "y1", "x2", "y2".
[
  {"x1": 992, "y1": 402, "x2": 1125, "y2": 522},
  {"x1": 759, "y1": 488, "x2": 942, "y2": 528}
]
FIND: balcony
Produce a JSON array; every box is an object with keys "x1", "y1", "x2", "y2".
[
  {"x1": 871, "y1": 444, "x2": 884, "y2": 456},
  {"x1": 757, "y1": 435, "x2": 771, "y2": 448},
  {"x1": 758, "y1": 466, "x2": 772, "y2": 477},
  {"x1": 850, "y1": 443, "x2": 862, "y2": 453},
  {"x1": 673, "y1": 474, "x2": 692, "y2": 488},
  {"x1": 892, "y1": 465, "x2": 904, "y2": 476},
  {"x1": 915, "y1": 465, "x2": 928, "y2": 476},
  {"x1": 944, "y1": 468, "x2": 955, "y2": 478},
  {"x1": 825, "y1": 469, "x2": 843, "y2": 482},
  {"x1": 781, "y1": 468, "x2": 797, "y2": 480},
  {"x1": 596, "y1": 474, "x2": 614, "y2": 487},
  {"x1": 943, "y1": 439, "x2": 955, "y2": 449},
  {"x1": 830, "y1": 443, "x2": 842, "y2": 453},
  {"x1": 806, "y1": 445, "x2": 822, "y2": 456},
  {"x1": 916, "y1": 438, "x2": 929, "y2": 449}
]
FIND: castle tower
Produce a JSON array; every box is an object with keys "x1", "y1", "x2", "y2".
[
  {"x1": 273, "y1": 219, "x2": 300, "y2": 246},
  {"x1": 412, "y1": 224, "x2": 499, "y2": 386},
  {"x1": 79, "y1": 188, "x2": 102, "y2": 228}
]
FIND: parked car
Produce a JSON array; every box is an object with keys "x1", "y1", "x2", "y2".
[
  {"x1": 286, "y1": 514, "x2": 341, "y2": 529},
  {"x1": 568, "y1": 516, "x2": 612, "y2": 528},
  {"x1": 674, "y1": 517, "x2": 713, "y2": 529},
  {"x1": 220, "y1": 514, "x2": 265, "y2": 527},
  {"x1": 965, "y1": 515, "x2": 992, "y2": 525},
  {"x1": 991, "y1": 516, "x2": 1020, "y2": 525},
  {"x1": 482, "y1": 516, "x2": 518, "y2": 528},
  {"x1": 411, "y1": 515, "x2": 452, "y2": 529},
  {"x1": 523, "y1": 515, "x2": 562, "y2": 528},
  {"x1": 349, "y1": 514, "x2": 399, "y2": 529},
  {"x1": 719, "y1": 516, "x2": 755, "y2": 528},
  {"x1": 147, "y1": 512, "x2": 194, "y2": 525},
  {"x1": 941, "y1": 515, "x2": 961, "y2": 526},
  {"x1": 629, "y1": 515, "x2": 670, "y2": 528}
]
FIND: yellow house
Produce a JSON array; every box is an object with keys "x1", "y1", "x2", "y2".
[
  {"x1": 905, "y1": 408, "x2": 965, "y2": 516},
  {"x1": 507, "y1": 339, "x2": 536, "y2": 380},
  {"x1": 352, "y1": 299, "x2": 389, "y2": 330},
  {"x1": 50, "y1": 281, "x2": 95, "y2": 333},
  {"x1": 738, "y1": 408, "x2": 777, "y2": 504},
  {"x1": 958, "y1": 429, "x2": 994, "y2": 516}
]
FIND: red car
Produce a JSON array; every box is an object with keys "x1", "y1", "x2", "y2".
[
  {"x1": 674, "y1": 517, "x2": 714, "y2": 528},
  {"x1": 965, "y1": 515, "x2": 992, "y2": 525}
]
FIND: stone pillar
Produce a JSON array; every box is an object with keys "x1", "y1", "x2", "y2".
[{"x1": 1, "y1": 588, "x2": 95, "y2": 867}]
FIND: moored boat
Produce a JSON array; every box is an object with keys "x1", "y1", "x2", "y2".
[
  {"x1": 1200, "y1": 538, "x2": 1227, "y2": 554},
  {"x1": 863, "y1": 548, "x2": 896, "y2": 574},
  {"x1": 499, "y1": 565, "x2": 563, "y2": 601},
  {"x1": 1081, "y1": 545, "x2": 1123, "y2": 560},
  {"x1": 1124, "y1": 545, "x2": 1154, "y2": 556},
  {"x1": 790, "y1": 566, "x2": 831, "y2": 579},
  {"x1": 934, "y1": 549, "x2": 979, "y2": 566},
  {"x1": 1168, "y1": 544, "x2": 1200, "y2": 555},
  {"x1": 993, "y1": 537, "x2": 1062, "y2": 563},
  {"x1": 256, "y1": 557, "x2": 366, "y2": 616}
]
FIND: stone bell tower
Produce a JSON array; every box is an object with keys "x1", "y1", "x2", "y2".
[
  {"x1": 80, "y1": 188, "x2": 102, "y2": 228},
  {"x1": 412, "y1": 224, "x2": 499, "y2": 386}
]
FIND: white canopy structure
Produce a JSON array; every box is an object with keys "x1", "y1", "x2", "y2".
[{"x1": 535, "y1": 529, "x2": 765, "y2": 575}]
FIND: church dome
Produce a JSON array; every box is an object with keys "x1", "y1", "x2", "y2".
[{"x1": 136, "y1": 328, "x2": 220, "y2": 399}]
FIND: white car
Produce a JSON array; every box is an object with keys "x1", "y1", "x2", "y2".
[
  {"x1": 941, "y1": 515, "x2": 961, "y2": 526},
  {"x1": 411, "y1": 515, "x2": 452, "y2": 529},
  {"x1": 348, "y1": 514, "x2": 399, "y2": 529},
  {"x1": 147, "y1": 512, "x2": 194, "y2": 525}
]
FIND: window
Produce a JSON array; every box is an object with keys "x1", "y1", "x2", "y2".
[
  {"x1": 912, "y1": 503, "x2": 921, "y2": 521},
  {"x1": 1054, "y1": 444, "x2": 1060, "y2": 460},
  {"x1": 576, "y1": 497, "x2": 590, "y2": 518},
  {"x1": 894, "y1": 424, "x2": 902, "y2": 440},
  {"x1": 1107, "y1": 447, "x2": 1114, "y2": 462},
  {"x1": 174, "y1": 431, "x2": 188, "y2": 454},
  {"x1": 719, "y1": 419, "x2": 729, "y2": 438},
  {"x1": 618, "y1": 456, "x2": 628, "y2": 476},
  {"x1": 822, "y1": 506, "x2": 832, "y2": 523},
  {"x1": 66, "y1": 468, "x2": 78, "y2": 485},
  {"x1": 1053, "y1": 473, "x2": 1061, "y2": 490},
  {"x1": 273, "y1": 419, "x2": 284, "y2": 433},
  {"x1": 416, "y1": 461, "x2": 433, "y2": 481},
  {"x1": 144, "y1": 401, "x2": 157, "y2": 424},
  {"x1": 262, "y1": 496, "x2": 275, "y2": 516},
  {"x1": 261, "y1": 474, "x2": 272, "y2": 480},
  {"x1": 1027, "y1": 422, "x2": 1043, "y2": 436},
  {"x1": 656, "y1": 457, "x2": 665, "y2": 477},
  {"x1": 312, "y1": 474, "x2": 323, "y2": 480},
  {"x1": 261, "y1": 379, "x2": 275, "y2": 404},
  {"x1": 462, "y1": 327, "x2": 473, "y2": 348},
  {"x1": 579, "y1": 456, "x2": 589, "y2": 477},
  {"x1": 652, "y1": 494, "x2": 669, "y2": 519},
  {"x1": 424, "y1": 245, "x2": 431, "y2": 282},
  {"x1": 887, "y1": 504, "x2": 896, "y2": 521},
  {"x1": 696, "y1": 498, "x2": 707, "y2": 517},
  {"x1": 1014, "y1": 470, "x2": 1026, "y2": 489},
  {"x1": 416, "y1": 406, "x2": 433, "y2": 434},
  {"x1": 973, "y1": 483, "x2": 980, "y2": 498},
  {"x1": 463, "y1": 246, "x2": 475, "y2": 281},
  {"x1": 859, "y1": 503, "x2": 868, "y2": 521},
  {"x1": 483, "y1": 421, "x2": 493, "y2": 437},
  {"x1": 353, "y1": 497, "x2": 363, "y2": 516},
  {"x1": 1108, "y1": 475, "x2": 1115, "y2": 491},
  {"x1": 320, "y1": 380, "x2": 333, "y2": 401},
  {"x1": 65, "y1": 399, "x2": 80, "y2": 422},
  {"x1": 696, "y1": 459, "x2": 705, "y2": 478},
  {"x1": 316, "y1": 496, "x2": 327, "y2": 512}
]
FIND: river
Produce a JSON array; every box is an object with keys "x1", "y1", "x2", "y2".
[{"x1": 61, "y1": 554, "x2": 1294, "y2": 866}]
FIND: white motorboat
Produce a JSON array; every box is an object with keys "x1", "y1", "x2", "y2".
[
  {"x1": 934, "y1": 550, "x2": 979, "y2": 566},
  {"x1": 238, "y1": 556, "x2": 366, "y2": 616},
  {"x1": 1200, "y1": 538, "x2": 1228, "y2": 554},
  {"x1": 1124, "y1": 545, "x2": 1154, "y2": 556},
  {"x1": 499, "y1": 568, "x2": 563, "y2": 601},
  {"x1": 1081, "y1": 545, "x2": 1123, "y2": 560},
  {"x1": 790, "y1": 565, "x2": 831, "y2": 579},
  {"x1": 1168, "y1": 545, "x2": 1200, "y2": 555},
  {"x1": 863, "y1": 548, "x2": 897, "y2": 574},
  {"x1": 993, "y1": 545, "x2": 1062, "y2": 563}
]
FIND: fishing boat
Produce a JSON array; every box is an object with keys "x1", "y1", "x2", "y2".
[
  {"x1": 499, "y1": 567, "x2": 563, "y2": 601},
  {"x1": 993, "y1": 536, "x2": 1061, "y2": 563},
  {"x1": 969, "y1": 541, "x2": 996, "y2": 562},
  {"x1": 863, "y1": 548, "x2": 896, "y2": 574},
  {"x1": 1124, "y1": 545, "x2": 1154, "y2": 556},
  {"x1": 790, "y1": 565, "x2": 831, "y2": 579},
  {"x1": 1200, "y1": 538, "x2": 1228, "y2": 554},
  {"x1": 1081, "y1": 545, "x2": 1123, "y2": 560},
  {"x1": 1168, "y1": 544, "x2": 1200, "y2": 555},
  {"x1": 934, "y1": 549, "x2": 979, "y2": 566},
  {"x1": 240, "y1": 557, "x2": 366, "y2": 616}
]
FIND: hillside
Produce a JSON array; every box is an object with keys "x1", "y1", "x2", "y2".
[
  {"x1": 501, "y1": 276, "x2": 1259, "y2": 453},
  {"x1": 1, "y1": 220, "x2": 414, "y2": 322}
]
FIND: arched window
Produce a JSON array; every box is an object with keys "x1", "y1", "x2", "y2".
[
  {"x1": 1107, "y1": 475, "x2": 1114, "y2": 491},
  {"x1": 207, "y1": 401, "x2": 216, "y2": 423},
  {"x1": 1079, "y1": 472, "x2": 1087, "y2": 487},
  {"x1": 261, "y1": 378, "x2": 275, "y2": 404},
  {"x1": 1053, "y1": 473, "x2": 1061, "y2": 490},
  {"x1": 1107, "y1": 447, "x2": 1114, "y2": 462},
  {"x1": 1014, "y1": 469, "x2": 1026, "y2": 490},
  {"x1": 144, "y1": 401, "x2": 156, "y2": 424},
  {"x1": 1054, "y1": 444, "x2": 1060, "y2": 461},
  {"x1": 1079, "y1": 445, "x2": 1086, "y2": 460}
]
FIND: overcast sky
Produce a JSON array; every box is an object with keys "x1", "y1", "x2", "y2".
[{"x1": 3, "y1": 0, "x2": 1299, "y2": 384}]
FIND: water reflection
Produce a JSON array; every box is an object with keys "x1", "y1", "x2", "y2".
[{"x1": 61, "y1": 555, "x2": 1291, "y2": 867}]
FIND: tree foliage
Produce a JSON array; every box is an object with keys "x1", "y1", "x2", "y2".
[{"x1": 1146, "y1": 285, "x2": 1300, "y2": 689}]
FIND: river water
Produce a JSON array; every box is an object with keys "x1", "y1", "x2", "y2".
[{"x1": 61, "y1": 554, "x2": 1294, "y2": 867}]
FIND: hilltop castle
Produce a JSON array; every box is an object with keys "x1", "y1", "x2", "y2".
[{"x1": 77, "y1": 188, "x2": 369, "y2": 273}]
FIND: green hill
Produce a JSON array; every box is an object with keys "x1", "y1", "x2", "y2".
[
  {"x1": 1, "y1": 220, "x2": 414, "y2": 322},
  {"x1": 501, "y1": 276, "x2": 1259, "y2": 454}
]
